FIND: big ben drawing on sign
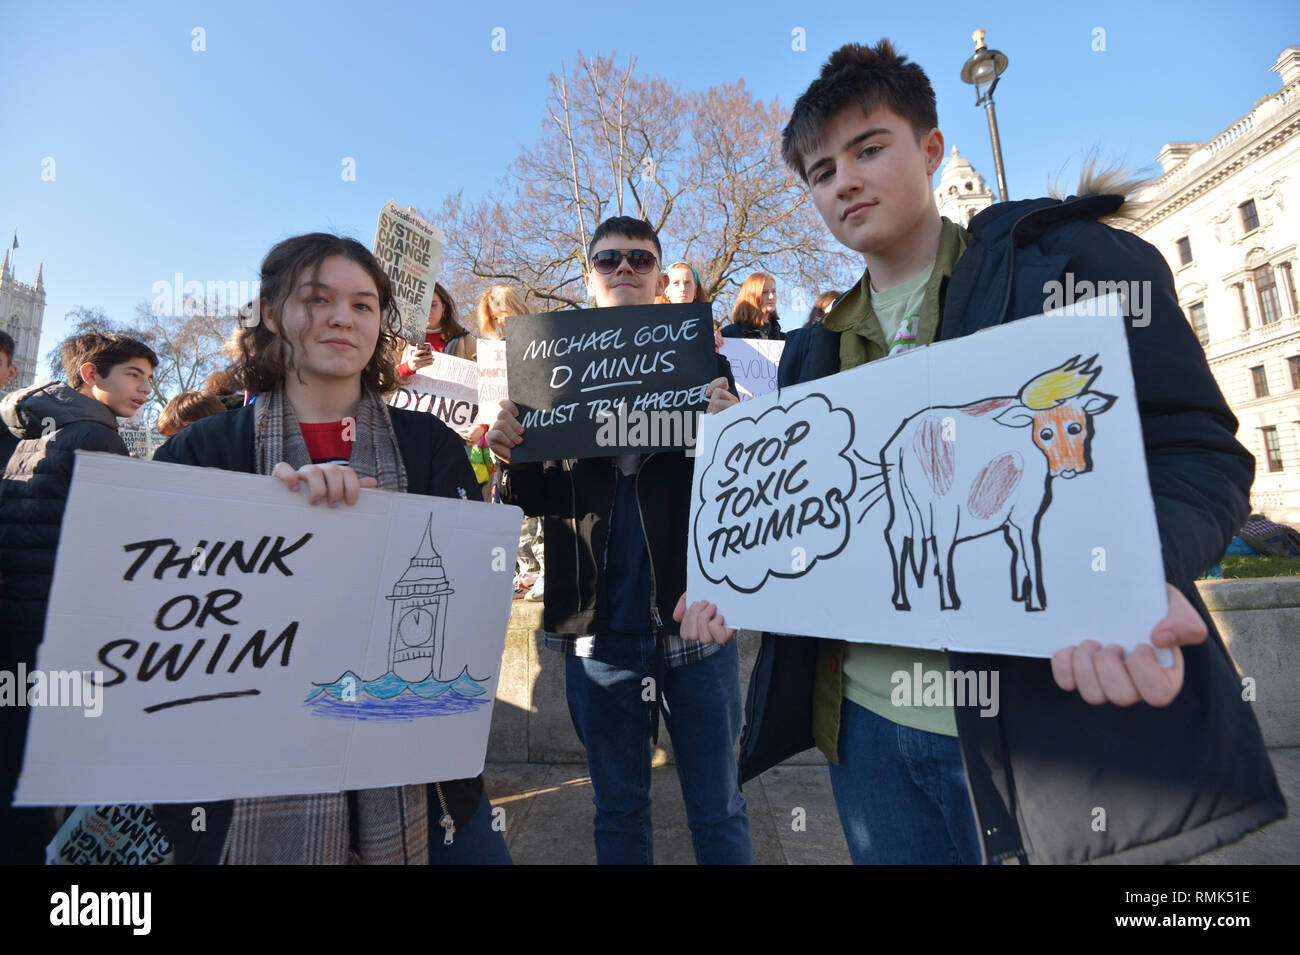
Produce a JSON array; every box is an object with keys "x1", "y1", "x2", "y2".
[
  {"x1": 304, "y1": 515, "x2": 490, "y2": 721},
  {"x1": 387, "y1": 515, "x2": 454, "y2": 683}
]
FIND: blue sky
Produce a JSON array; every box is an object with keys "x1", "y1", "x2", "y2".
[{"x1": 2, "y1": 0, "x2": 1296, "y2": 363}]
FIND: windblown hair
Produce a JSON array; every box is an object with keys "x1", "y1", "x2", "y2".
[
  {"x1": 782, "y1": 39, "x2": 938, "y2": 180},
  {"x1": 232, "y1": 233, "x2": 402, "y2": 396},
  {"x1": 731, "y1": 272, "x2": 779, "y2": 329},
  {"x1": 656, "y1": 261, "x2": 711, "y2": 305},
  {"x1": 476, "y1": 284, "x2": 526, "y2": 340},
  {"x1": 157, "y1": 390, "x2": 227, "y2": 436},
  {"x1": 63, "y1": 331, "x2": 158, "y2": 390},
  {"x1": 1020, "y1": 355, "x2": 1102, "y2": 410},
  {"x1": 1049, "y1": 152, "x2": 1156, "y2": 225}
]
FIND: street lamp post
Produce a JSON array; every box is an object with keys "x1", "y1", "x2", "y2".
[{"x1": 960, "y1": 29, "x2": 1010, "y2": 203}]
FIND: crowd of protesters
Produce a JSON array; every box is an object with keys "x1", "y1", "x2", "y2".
[{"x1": 0, "y1": 35, "x2": 1284, "y2": 868}]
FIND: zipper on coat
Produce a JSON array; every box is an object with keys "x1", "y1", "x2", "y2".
[
  {"x1": 633, "y1": 454, "x2": 662, "y2": 630},
  {"x1": 434, "y1": 782, "x2": 455, "y2": 846},
  {"x1": 568, "y1": 461, "x2": 580, "y2": 610}
]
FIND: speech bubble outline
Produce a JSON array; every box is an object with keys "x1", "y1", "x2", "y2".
[{"x1": 693, "y1": 393, "x2": 857, "y2": 593}]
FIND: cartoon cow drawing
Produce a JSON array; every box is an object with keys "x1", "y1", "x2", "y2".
[{"x1": 874, "y1": 355, "x2": 1115, "y2": 612}]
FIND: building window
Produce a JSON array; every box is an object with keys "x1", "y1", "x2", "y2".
[
  {"x1": 1176, "y1": 237, "x2": 1192, "y2": 265},
  {"x1": 1251, "y1": 364, "x2": 1269, "y2": 398},
  {"x1": 1187, "y1": 302, "x2": 1209, "y2": 346},
  {"x1": 1261, "y1": 426, "x2": 1283, "y2": 472},
  {"x1": 1240, "y1": 199, "x2": 1260, "y2": 233},
  {"x1": 1289, "y1": 355, "x2": 1300, "y2": 390},
  {"x1": 1255, "y1": 265, "x2": 1282, "y2": 325},
  {"x1": 1236, "y1": 282, "x2": 1251, "y2": 329},
  {"x1": 1280, "y1": 262, "x2": 1298, "y2": 315}
]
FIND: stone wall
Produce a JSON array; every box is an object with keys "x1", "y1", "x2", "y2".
[{"x1": 488, "y1": 577, "x2": 1299, "y2": 762}]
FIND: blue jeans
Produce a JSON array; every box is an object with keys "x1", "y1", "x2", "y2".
[
  {"x1": 827, "y1": 699, "x2": 982, "y2": 864},
  {"x1": 428, "y1": 789, "x2": 512, "y2": 865},
  {"x1": 564, "y1": 634, "x2": 753, "y2": 865}
]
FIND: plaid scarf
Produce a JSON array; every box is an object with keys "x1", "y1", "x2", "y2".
[{"x1": 223, "y1": 383, "x2": 429, "y2": 865}]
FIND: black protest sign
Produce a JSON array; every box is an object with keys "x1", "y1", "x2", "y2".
[{"x1": 506, "y1": 303, "x2": 716, "y2": 462}]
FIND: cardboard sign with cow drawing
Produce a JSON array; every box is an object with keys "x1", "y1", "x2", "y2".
[{"x1": 688, "y1": 300, "x2": 1168, "y2": 658}]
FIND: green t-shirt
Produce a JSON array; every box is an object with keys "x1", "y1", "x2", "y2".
[{"x1": 840, "y1": 260, "x2": 957, "y2": 737}]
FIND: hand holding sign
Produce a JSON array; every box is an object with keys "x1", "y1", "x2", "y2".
[
  {"x1": 672, "y1": 593, "x2": 735, "y2": 646},
  {"x1": 486, "y1": 399, "x2": 523, "y2": 464},
  {"x1": 1051, "y1": 583, "x2": 1201, "y2": 706},
  {"x1": 705, "y1": 377, "x2": 739, "y2": 415},
  {"x1": 271, "y1": 461, "x2": 377, "y2": 507}
]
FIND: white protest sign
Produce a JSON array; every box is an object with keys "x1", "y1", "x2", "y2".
[
  {"x1": 16, "y1": 453, "x2": 522, "y2": 805},
  {"x1": 389, "y1": 352, "x2": 480, "y2": 438},
  {"x1": 689, "y1": 301, "x2": 1167, "y2": 658},
  {"x1": 720, "y1": 338, "x2": 785, "y2": 401},
  {"x1": 373, "y1": 201, "x2": 446, "y2": 345},
  {"x1": 476, "y1": 339, "x2": 508, "y2": 426}
]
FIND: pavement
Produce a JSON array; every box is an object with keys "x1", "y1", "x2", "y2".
[{"x1": 484, "y1": 747, "x2": 1300, "y2": 865}]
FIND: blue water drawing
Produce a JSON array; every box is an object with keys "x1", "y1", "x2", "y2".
[
  {"x1": 304, "y1": 516, "x2": 494, "y2": 722},
  {"x1": 305, "y1": 668, "x2": 491, "y2": 722}
]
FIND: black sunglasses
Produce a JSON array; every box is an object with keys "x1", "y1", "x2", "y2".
[{"x1": 590, "y1": 249, "x2": 658, "y2": 274}]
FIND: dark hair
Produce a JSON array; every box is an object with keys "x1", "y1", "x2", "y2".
[
  {"x1": 782, "y1": 39, "x2": 939, "y2": 181},
  {"x1": 432, "y1": 282, "x2": 464, "y2": 340},
  {"x1": 62, "y1": 331, "x2": 158, "y2": 390},
  {"x1": 587, "y1": 216, "x2": 662, "y2": 264},
  {"x1": 157, "y1": 390, "x2": 227, "y2": 436},
  {"x1": 805, "y1": 290, "x2": 841, "y2": 327},
  {"x1": 0, "y1": 329, "x2": 14, "y2": 363},
  {"x1": 232, "y1": 233, "x2": 401, "y2": 396}
]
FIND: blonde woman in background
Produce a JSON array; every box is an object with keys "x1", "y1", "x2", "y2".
[
  {"x1": 477, "y1": 284, "x2": 525, "y2": 341},
  {"x1": 478, "y1": 284, "x2": 544, "y2": 601}
]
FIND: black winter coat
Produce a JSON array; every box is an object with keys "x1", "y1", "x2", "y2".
[
  {"x1": 1, "y1": 382, "x2": 129, "y2": 648},
  {"x1": 720, "y1": 316, "x2": 783, "y2": 341},
  {"x1": 0, "y1": 383, "x2": 130, "y2": 836},
  {"x1": 741, "y1": 195, "x2": 1286, "y2": 864},
  {"x1": 150, "y1": 402, "x2": 488, "y2": 863}
]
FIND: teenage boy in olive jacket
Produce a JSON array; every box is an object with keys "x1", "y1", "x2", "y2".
[{"x1": 677, "y1": 40, "x2": 1284, "y2": 865}]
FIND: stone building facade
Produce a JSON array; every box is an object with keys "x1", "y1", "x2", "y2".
[
  {"x1": 0, "y1": 249, "x2": 46, "y2": 392},
  {"x1": 934, "y1": 146, "x2": 995, "y2": 226},
  {"x1": 1131, "y1": 47, "x2": 1300, "y2": 526}
]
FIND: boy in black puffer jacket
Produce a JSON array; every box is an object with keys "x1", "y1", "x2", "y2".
[{"x1": 0, "y1": 330, "x2": 156, "y2": 863}]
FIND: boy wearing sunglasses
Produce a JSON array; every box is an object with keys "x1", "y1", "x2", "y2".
[{"x1": 488, "y1": 216, "x2": 753, "y2": 865}]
